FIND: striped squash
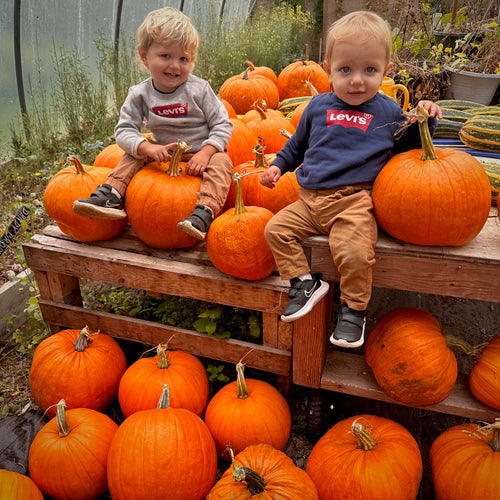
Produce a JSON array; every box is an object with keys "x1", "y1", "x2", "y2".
[
  {"x1": 277, "y1": 95, "x2": 312, "y2": 115},
  {"x1": 480, "y1": 161, "x2": 500, "y2": 205},
  {"x1": 436, "y1": 99, "x2": 487, "y2": 110},
  {"x1": 459, "y1": 115, "x2": 500, "y2": 152},
  {"x1": 472, "y1": 105, "x2": 500, "y2": 116}
]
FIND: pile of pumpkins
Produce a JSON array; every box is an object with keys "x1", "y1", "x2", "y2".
[{"x1": 3, "y1": 314, "x2": 499, "y2": 500}]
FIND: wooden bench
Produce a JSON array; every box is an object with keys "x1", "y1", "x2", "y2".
[{"x1": 22, "y1": 209, "x2": 499, "y2": 421}]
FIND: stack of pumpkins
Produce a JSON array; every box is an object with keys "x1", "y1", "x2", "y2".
[{"x1": 3, "y1": 321, "x2": 498, "y2": 499}]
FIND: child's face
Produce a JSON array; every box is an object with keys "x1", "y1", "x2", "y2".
[
  {"x1": 323, "y1": 37, "x2": 391, "y2": 106},
  {"x1": 139, "y1": 40, "x2": 194, "y2": 93}
]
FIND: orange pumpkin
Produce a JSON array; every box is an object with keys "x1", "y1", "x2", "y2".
[
  {"x1": 29, "y1": 400, "x2": 118, "y2": 500},
  {"x1": 306, "y1": 414, "x2": 423, "y2": 500},
  {"x1": 469, "y1": 335, "x2": 500, "y2": 409},
  {"x1": 219, "y1": 68, "x2": 280, "y2": 115},
  {"x1": 0, "y1": 470, "x2": 43, "y2": 500},
  {"x1": 365, "y1": 307, "x2": 461, "y2": 406},
  {"x1": 372, "y1": 110, "x2": 491, "y2": 246},
  {"x1": 43, "y1": 156, "x2": 127, "y2": 242},
  {"x1": 118, "y1": 345, "x2": 209, "y2": 418},
  {"x1": 277, "y1": 60, "x2": 330, "y2": 100},
  {"x1": 227, "y1": 118, "x2": 259, "y2": 167},
  {"x1": 125, "y1": 141, "x2": 202, "y2": 249},
  {"x1": 224, "y1": 140, "x2": 299, "y2": 214},
  {"x1": 430, "y1": 420, "x2": 500, "y2": 500},
  {"x1": 208, "y1": 444, "x2": 319, "y2": 499},
  {"x1": 29, "y1": 326, "x2": 127, "y2": 417},
  {"x1": 93, "y1": 143, "x2": 124, "y2": 168},
  {"x1": 240, "y1": 99, "x2": 284, "y2": 124},
  {"x1": 242, "y1": 60, "x2": 278, "y2": 85},
  {"x1": 220, "y1": 96, "x2": 238, "y2": 118},
  {"x1": 204, "y1": 362, "x2": 291, "y2": 461},
  {"x1": 207, "y1": 173, "x2": 275, "y2": 280},
  {"x1": 107, "y1": 384, "x2": 217, "y2": 500}
]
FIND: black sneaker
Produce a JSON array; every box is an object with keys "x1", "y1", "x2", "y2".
[
  {"x1": 177, "y1": 204, "x2": 214, "y2": 240},
  {"x1": 330, "y1": 305, "x2": 366, "y2": 348},
  {"x1": 73, "y1": 184, "x2": 127, "y2": 220},
  {"x1": 280, "y1": 273, "x2": 329, "y2": 322}
]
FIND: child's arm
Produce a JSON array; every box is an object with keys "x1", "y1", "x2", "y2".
[
  {"x1": 137, "y1": 141, "x2": 178, "y2": 164},
  {"x1": 260, "y1": 165, "x2": 282, "y2": 189}
]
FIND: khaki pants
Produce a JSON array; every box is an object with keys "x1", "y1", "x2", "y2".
[
  {"x1": 264, "y1": 184, "x2": 377, "y2": 311},
  {"x1": 106, "y1": 151, "x2": 233, "y2": 216}
]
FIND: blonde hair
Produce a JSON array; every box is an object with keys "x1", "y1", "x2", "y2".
[
  {"x1": 137, "y1": 7, "x2": 200, "y2": 60},
  {"x1": 324, "y1": 11, "x2": 392, "y2": 65}
]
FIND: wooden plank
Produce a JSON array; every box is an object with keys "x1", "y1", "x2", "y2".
[
  {"x1": 321, "y1": 350, "x2": 500, "y2": 421},
  {"x1": 37, "y1": 300, "x2": 292, "y2": 377}
]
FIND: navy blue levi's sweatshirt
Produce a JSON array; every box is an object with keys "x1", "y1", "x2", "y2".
[{"x1": 272, "y1": 92, "x2": 436, "y2": 190}]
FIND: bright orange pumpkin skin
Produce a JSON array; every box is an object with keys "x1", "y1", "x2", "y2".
[
  {"x1": 227, "y1": 118, "x2": 259, "y2": 167},
  {"x1": 207, "y1": 443, "x2": 319, "y2": 499},
  {"x1": 306, "y1": 414, "x2": 423, "y2": 500},
  {"x1": 0, "y1": 469, "x2": 44, "y2": 500},
  {"x1": 277, "y1": 60, "x2": 330, "y2": 100},
  {"x1": 469, "y1": 335, "x2": 500, "y2": 409},
  {"x1": 204, "y1": 375, "x2": 292, "y2": 461},
  {"x1": 29, "y1": 328, "x2": 127, "y2": 417},
  {"x1": 107, "y1": 405, "x2": 217, "y2": 500},
  {"x1": 430, "y1": 422, "x2": 500, "y2": 500},
  {"x1": 372, "y1": 147, "x2": 491, "y2": 246},
  {"x1": 365, "y1": 307, "x2": 458, "y2": 406},
  {"x1": 125, "y1": 160, "x2": 202, "y2": 249},
  {"x1": 242, "y1": 60, "x2": 278, "y2": 85},
  {"x1": 118, "y1": 349, "x2": 209, "y2": 418},
  {"x1": 245, "y1": 114, "x2": 295, "y2": 154},
  {"x1": 43, "y1": 158, "x2": 127, "y2": 242},
  {"x1": 93, "y1": 143, "x2": 124, "y2": 168},
  {"x1": 29, "y1": 407, "x2": 118, "y2": 500}
]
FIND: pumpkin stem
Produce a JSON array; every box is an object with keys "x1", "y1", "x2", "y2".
[
  {"x1": 252, "y1": 142, "x2": 268, "y2": 169},
  {"x1": 157, "y1": 383, "x2": 171, "y2": 409},
  {"x1": 304, "y1": 78, "x2": 319, "y2": 96},
  {"x1": 235, "y1": 362, "x2": 249, "y2": 399},
  {"x1": 351, "y1": 420, "x2": 377, "y2": 451},
  {"x1": 242, "y1": 67, "x2": 251, "y2": 80},
  {"x1": 74, "y1": 326, "x2": 94, "y2": 352},
  {"x1": 245, "y1": 60, "x2": 255, "y2": 71},
  {"x1": 280, "y1": 128, "x2": 293, "y2": 140},
  {"x1": 444, "y1": 334, "x2": 479, "y2": 355},
  {"x1": 415, "y1": 107, "x2": 438, "y2": 161},
  {"x1": 232, "y1": 174, "x2": 248, "y2": 216},
  {"x1": 254, "y1": 103, "x2": 267, "y2": 120},
  {"x1": 232, "y1": 465, "x2": 268, "y2": 494},
  {"x1": 156, "y1": 344, "x2": 171, "y2": 369},
  {"x1": 56, "y1": 399, "x2": 72, "y2": 438},
  {"x1": 491, "y1": 426, "x2": 500, "y2": 452},
  {"x1": 68, "y1": 156, "x2": 86, "y2": 175},
  {"x1": 165, "y1": 141, "x2": 191, "y2": 177}
]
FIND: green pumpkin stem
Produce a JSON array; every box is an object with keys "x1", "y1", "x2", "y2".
[
  {"x1": 444, "y1": 334, "x2": 478, "y2": 356},
  {"x1": 156, "y1": 345, "x2": 171, "y2": 369},
  {"x1": 232, "y1": 174, "x2": 248, "y2": 216},
  {"x1": 69, "y1": 156, "x2": 86, "y2": 175},
  {"x1": 235, "y1": 362, "x2": 249, "y2": 399},
  {"x1": 165, "y1": 140, "x2": 191, "y2": 177},
  {"x1": 74, "y1": 326, "x2": 92, "y2": 352},
  {"x1": 416, "y1": 107, "x2": 438, "y2": 161},
  {"x1": 352, "y1": 421, "x2": 377, "y2": 451},
  {"x1": 56, "y1": 399, "x2": 71, "y2": 438},
  {"x1": 232, "y1": 465, "x2": 268, "y2": 494},
  {"x1": 157, "y1": 384, "x2": 171, "y2": 409}
]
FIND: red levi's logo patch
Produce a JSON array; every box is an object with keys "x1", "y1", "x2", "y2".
[
  {"x1": 152, "y1": 103, "x2": 188, "y2": 117},
  {"x1": 326, "y1": 110, "x2": 373, "y2": 132}
]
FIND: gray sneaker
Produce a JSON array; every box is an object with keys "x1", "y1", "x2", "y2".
[
  {"x1": 330, "y1": 305, "x2": 366, "y2": 348},
  {"x1": 73, "y1": 184, "x2": 127, "y2": 220}
]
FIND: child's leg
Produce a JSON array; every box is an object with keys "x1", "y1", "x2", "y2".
[
  {"x1": 73, "y1": 153, "x2": 145, "y2": 220},
  {"x1": 177, "y1": 152, "x2": 233, "y2": 239}
]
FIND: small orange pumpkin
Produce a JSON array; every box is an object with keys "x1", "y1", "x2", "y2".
[
  {"x1": 43, "y1": 156, "x2": 127, "y2": 242},
  {"x1": 0, "y1": 469, "x2": 43, "y2": 500},
  {"x1": 93, "y1": 143, "x2": 125, "y2": 168},
  {"x1": 240, "y1": 99, "x2": 284, "y2": 124},
  {"x1": 241, "y1": 60, "x2": 278, "y2": 85},
  {"x1": 469, "y1": 335, "x2": 500, "y2": 409},
  {"x1": 277, "y1": 60, "x2": 330, "y2": 100}
]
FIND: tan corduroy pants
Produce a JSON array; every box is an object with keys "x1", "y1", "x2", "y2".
[{"x1": 264, "y1": 184, "x2": 377, "y2": 311}]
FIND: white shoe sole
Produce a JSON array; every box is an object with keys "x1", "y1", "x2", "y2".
[
  {"x1": 280, "y1": 281, "x2": 330, "y2": 322},
  {"x1": 73, "y1": 200, "x2": 127, "y2": 220},
  {"x1": 177, "y1": 219, "x2": 206, "y2": 240},
  {"x1": 330, "y1": 318, "x2": 366, "y2": 348}
]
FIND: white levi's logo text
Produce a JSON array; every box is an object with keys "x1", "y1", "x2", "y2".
[
  {"x1": 152, "y1": 103, "x2": 188, "y2": 117},
  {"x1": 326, "y1": 109, "x2": 373, "y2": 132}
]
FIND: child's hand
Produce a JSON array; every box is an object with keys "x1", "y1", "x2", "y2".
[
  {"x1": 260, "y1": 165, "x2": 282, "y2": 189},
  {"x1": 138, "y1": 141, "x2": 177, "y2": 164},
  {"x1": 411, "y1": 101, "x2": 443, "y2": 122},
  {"x1": 185, "y1": 150, "x2": 211, "y2": 176}
]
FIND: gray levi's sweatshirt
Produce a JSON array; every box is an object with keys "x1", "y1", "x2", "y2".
[{"x1": 114, "y1": 74, "x2": 233, "y2": 158}]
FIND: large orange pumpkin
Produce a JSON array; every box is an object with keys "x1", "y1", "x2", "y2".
[
  {"x1": 306, "y1": 414, "x2": 423, "y2": 500},
  {"x1": 241, "y1": 60, "x2": 278, "y2": 85},
  {"x1": 224, "y1": 140, "x2": 299, "y2": 214},
  {"x1": 204, "y1": 362, "x2": 291, "y2": 461},
  {"x1": 29, "y1": 400, "x2": 118, "y2": 500},
  {"x1": 125, "y1": 141, "x2": 202, "y2": 249},
  {"x1": 372, "y1": 110, "x2": 491, "y2": 246},
  {"x1": 277, "y1": 60, "x2": 330, "y2": 100},
  {"x1": 107, "y1": 384, "x2": 217, "y2": 500},
  {"x1": 365, "y1": 307, "x2": 462, "y2": 406},
  {"x1": 0, "y1": 469, "x2": 43, "y2": 500},
  {"x1": 227, "y1": 118, "x2": 259, "y2": 167},
  {"x1": 430, "y1": 420, "x2": 500, "y2": 500},
  {"x1": 219, "y1": 68, "x2": 280, "y2": 115},
  {"x1": 206, "y1": 173, "x2": 275, "y2": 280},
  {"x1": 43, "y1": 156, "x2": 127, "y2": 242},
  {"x1": 469, "y1": 335, "x2": 500, "y2": 409},
  {"x1": 118, "y1": 345, "x2": 209, "y2": 418},
  {"x1": 207, "y1": 443, "x2": 319, "y2": 499},
  {"x1": 29, "y1": 326, "x2": 127, "y2": 417},
  {"x1": 93, "y1": 143, "x2": 124, "y2": 168}
]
